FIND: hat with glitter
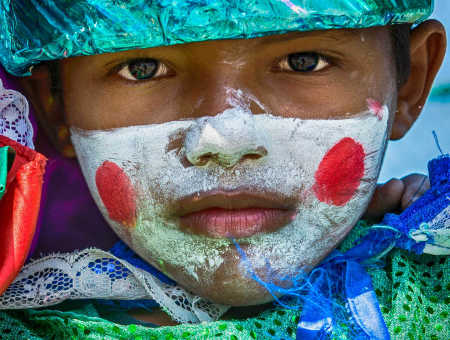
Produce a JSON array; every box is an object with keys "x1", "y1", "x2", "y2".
[{"x1": 0, "y1": 0, "x2": 433, "y2": 76}]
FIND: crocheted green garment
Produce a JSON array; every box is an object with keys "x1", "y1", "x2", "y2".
[{"x1": 0, "y1": 221, "x2": 448, "y2": 339}]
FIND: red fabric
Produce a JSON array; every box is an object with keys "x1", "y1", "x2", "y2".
[{"x1": 0, "y1": 135, "x2": 47, "y2": 295}]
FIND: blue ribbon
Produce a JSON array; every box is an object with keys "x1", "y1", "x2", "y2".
[{"x1": 297, "y1": 252, "x2": 390, "y2": 340}]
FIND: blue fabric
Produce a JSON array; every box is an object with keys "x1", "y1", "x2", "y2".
[
  {"x1": 93, "y1": 298, "x2": 160, "y2": 314},
  {"x1": 296, "y1": 252, "x2": 390, "y2": 340},
  {"x1": 382, "y1": 154, "x2": 449, "y2": 253}
]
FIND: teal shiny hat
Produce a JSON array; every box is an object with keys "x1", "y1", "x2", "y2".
[{"x1": 0, "y1": 0, "x2": 433, "y2": 76}]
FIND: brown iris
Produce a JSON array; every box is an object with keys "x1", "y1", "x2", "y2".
[
  {"x1": 288, "y1": 52, "x2": 319, "y2": 72},
  {"x1": 128, "y1": 59, "x2": 159, "y2": 80}
]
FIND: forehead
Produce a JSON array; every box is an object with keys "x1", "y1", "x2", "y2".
[
  {"x1": 66, "y1": 26, "x2": 392, "y2": 65},
  {"x1": 58, "y1": 25, "x2": 397, "y2": 130},
  {"x1": 261, "y1": 27, "x2": 386, "y2": 43}
]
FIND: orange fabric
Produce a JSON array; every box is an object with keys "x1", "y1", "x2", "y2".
[{"x1": 0, "y1": 136, "x2": 47, "y2": 295}]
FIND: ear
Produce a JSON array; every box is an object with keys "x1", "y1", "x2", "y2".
[
  {"x1": 391, "y1": 20, "x2": 447, "y2": 140},
  {"x1": 18, "y1": 64, "x2": 75, "y2": 157}
]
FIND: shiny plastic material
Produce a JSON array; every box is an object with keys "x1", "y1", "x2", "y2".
[
  {"x1": 0, "y1": 0, "x2": 433, "y2": 76},
  {"x1": 0, "y1": 146, "x2": 8, "y2": 200}
]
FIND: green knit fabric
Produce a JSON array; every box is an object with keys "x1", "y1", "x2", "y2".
[{"x1": 0, "y1": 222, "x2": 448, "y2": 339}]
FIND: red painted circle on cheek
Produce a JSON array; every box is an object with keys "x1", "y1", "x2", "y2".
[
  {"x1": 313, "y1": 137, "x2": 365, "y2": 206},
  {"x1": 95, "y1": 161, "x2": 137, "y2": 227}
]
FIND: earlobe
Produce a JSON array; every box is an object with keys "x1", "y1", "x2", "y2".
[
  {"x1": 391, "y1": 20, "x2": 447, "y2": 140},
  {"x1": 18, "y1": 64, "x2": 75, "y2": 157},
  {"x1": 55, "y1": 125, "x2": 76, "y2": 157},
  {"x1": 390, "y1": 101, "x2": 412, "y2": 140}
]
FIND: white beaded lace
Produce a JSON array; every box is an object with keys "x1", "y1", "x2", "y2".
[
  {"x1": 0, "y1": 79, "x2": 34, "y2": 149},
  {"x1": 0, "y1": 248, "x2": 229, "y2": 323}
]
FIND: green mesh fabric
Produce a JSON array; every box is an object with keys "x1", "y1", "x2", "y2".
[
  {"x1": 0, "y1": 304, "x2": 300, "y2": 339},
  {"x1": 0, "y1": 221, "x2": 448, "y2": 339}
]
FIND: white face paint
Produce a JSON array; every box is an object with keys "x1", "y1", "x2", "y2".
[{"x1": 70, "y1": 96, "x2": 389, "y2": 305}]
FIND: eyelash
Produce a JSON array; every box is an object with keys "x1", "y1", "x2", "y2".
[
  {"x1": 277, "y1": 53, "x2": 331, "y2": 73},
  {"x1": 117, "y1": 60, "x2": 170, "y2": 81},
  {"x1": 114, "y1": 52, "x2": 333, "y2": 82}
]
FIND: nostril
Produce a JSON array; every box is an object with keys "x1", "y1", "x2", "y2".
[
  {"x1": 244, "y1": 154, "x2": 263, "y2": 161},
  {"x1": 189, "y1": 146, "x2": 268, "y2": 167},
  {"x1": 242, "y1": 147, "x2": 268, "y2": 161},
  {"x1": 245, "y1": 154, "x2": 262, "y2": 160},
  {"x1": 196, "y1": 152, "x2": 214, "y2": 166}
]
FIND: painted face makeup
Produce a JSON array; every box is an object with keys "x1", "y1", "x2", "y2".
[{"x1": 70, "y1": 96, "x2": 390, "y2": 305}]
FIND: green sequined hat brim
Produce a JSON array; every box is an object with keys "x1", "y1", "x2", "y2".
[{"x1": 0, "y1": 0, "x2": 433, "y2": 76}]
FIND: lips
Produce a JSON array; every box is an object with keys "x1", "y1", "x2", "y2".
[{"x1": 172, "y1": 189, "x2": 298, "y2": 238}]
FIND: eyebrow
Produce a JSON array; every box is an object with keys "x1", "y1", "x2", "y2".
[{"x1": 260, "y1": 29, "x2": 357, "y2": 45}]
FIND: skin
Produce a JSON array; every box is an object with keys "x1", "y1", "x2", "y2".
[
  {"x1": 365, "y1": 174, "x2": 431, "y2": 220},
  {"x1": 19, "y1": 21, "x2": 446, "y2": 323},
  {"x1": 61, "y1": 29, "x2": 394, "y2": 127},
  {"x1": 71, "y1": 103, "x2": 389, "y2": 305}
]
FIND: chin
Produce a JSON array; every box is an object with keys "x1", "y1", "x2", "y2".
[
  {"x1": 166, "y1": 262, "x2": 278, "y2": 306},
  {"x1": 143, "y1": 242, "x2": 327, "y2": 307},
  {"x1": 194, "y1": 281, "x2": 275, "y2": 306}
]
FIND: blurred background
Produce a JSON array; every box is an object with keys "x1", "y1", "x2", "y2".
[{"x1": 379, "y1": 0, "x2": 450, "y2": 181}]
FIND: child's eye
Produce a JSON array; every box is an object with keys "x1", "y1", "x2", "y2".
[
  {"x1": 117, "y1": 59, "x2": 169, "y2": 81},
  {"x1": 279, "y1": 52, "x2": 330, "y2": 73}
]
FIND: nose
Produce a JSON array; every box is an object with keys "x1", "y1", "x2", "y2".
[{"x1": 184, "y1": 107, "x2": 268, "y2": 168}]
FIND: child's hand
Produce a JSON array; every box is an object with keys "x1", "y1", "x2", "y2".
[{"x1": 364, "y1": 174, "x2": 430, "y2": 220}]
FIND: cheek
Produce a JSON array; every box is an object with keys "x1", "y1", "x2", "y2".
[
  {"x1": 312, "y1": 137, "x2": 365, "y2": 206},
  {"x1": 95, "y1": 161, "x2": 137, "y2": 227}
]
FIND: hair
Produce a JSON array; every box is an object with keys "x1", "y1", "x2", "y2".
[{"x1": 390, "y1": 24, "x2": 412, "y2": 87}]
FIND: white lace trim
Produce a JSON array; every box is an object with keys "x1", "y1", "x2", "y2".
[
  {"x1": 0, "y1": 248, "x2": 229, "y2": 323},
  {"x1": 0, "y1": 78, "x2": 34, "y2": 149}
]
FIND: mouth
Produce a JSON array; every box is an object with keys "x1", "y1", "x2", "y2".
[{"x1": 172, "y1": 188, "x2": 298, "y2": 238}]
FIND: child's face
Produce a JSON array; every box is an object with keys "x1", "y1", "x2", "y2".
[{"x1": 62, "y1": 27, "x2": 397, "y2": 305}]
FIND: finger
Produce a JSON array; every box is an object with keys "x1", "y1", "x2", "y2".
[
  {"x1": 401, "y1": 174, "x2": 430, "y2": 210},
  {"x1": 364, "y1": 178, "x2": 405, "y2": 220}
]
